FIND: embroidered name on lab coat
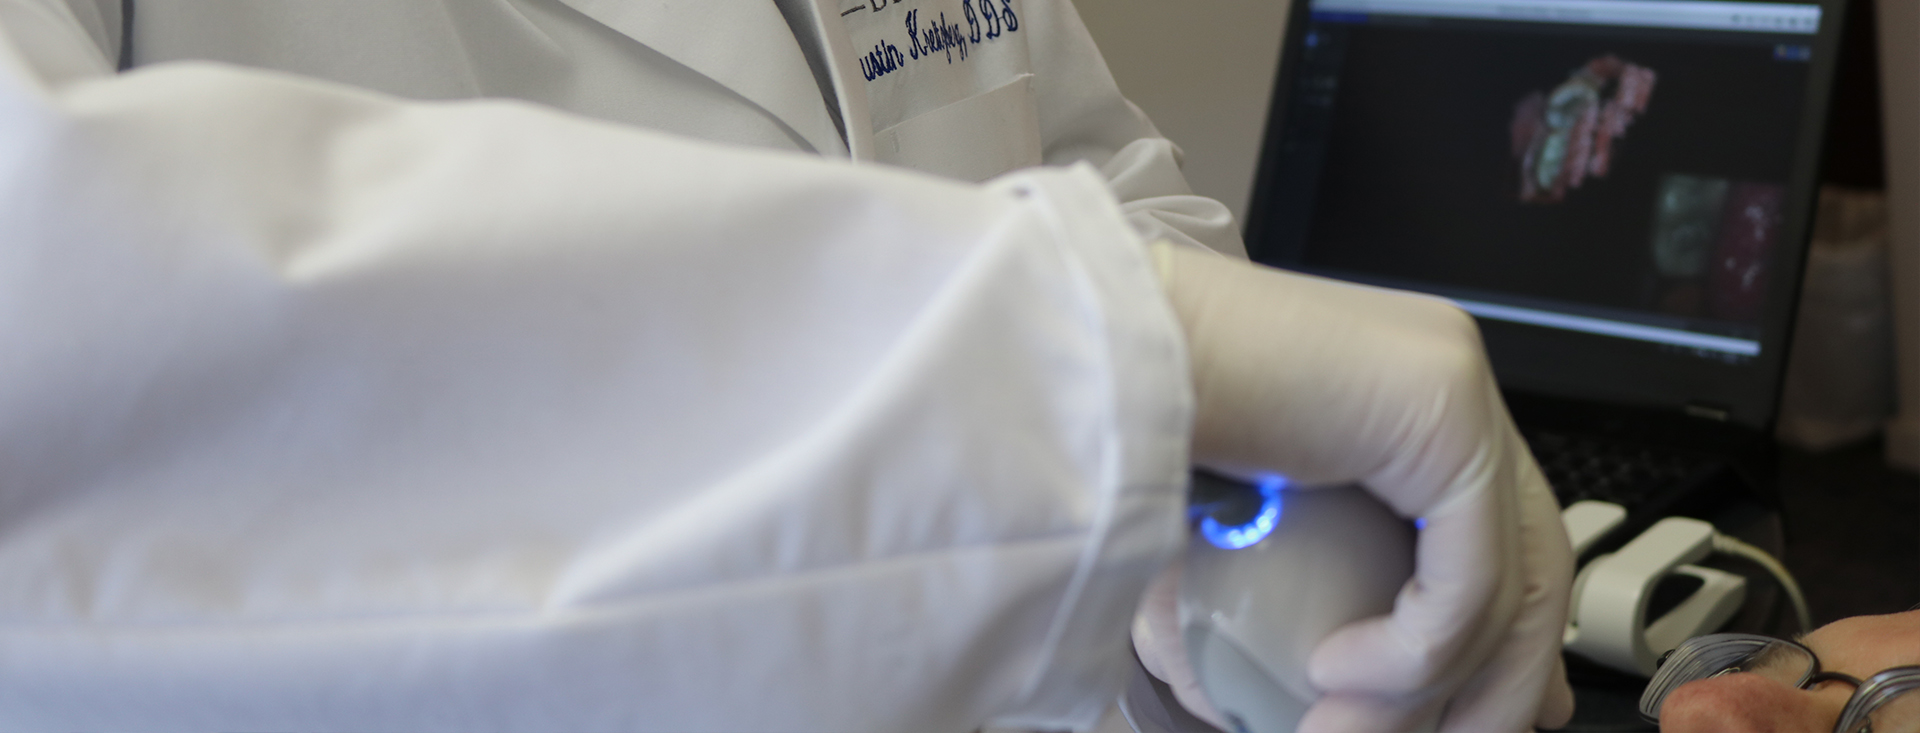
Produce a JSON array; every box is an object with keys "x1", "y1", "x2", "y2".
[
  {"x1": 842, "y1": 0, "x2": 1020, "y2": 80},
  {"x1": 836, "y1": 0, "x2": 1039, "y2": 181}
]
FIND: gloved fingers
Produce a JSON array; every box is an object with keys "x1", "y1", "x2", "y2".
[
  {"x1": 1297, "y1": 691, "x2": 1445, "y2": 733},
  {"x1": 1155, "y1": 246, "x2": 1577, "y2": 727},
  {"x1": 1165, "y1": 250, "x2": 1498, "y2": 493},
  {"x1": 1538, "y1": 652, "x2": 1575, "y2": 729},
  {"x1": 1307, "y1": 481, "x2": 1517, "y2": 695},
  {"x1": 1432, "y1": 612, "x2": 1573, "y2": 733},
  {"x1": 1130, "y1": 562, "x2": 1230, "y2": 730},
  {"x1": 1433, "y1": 477, "x2": 1578, "y2": 732}
]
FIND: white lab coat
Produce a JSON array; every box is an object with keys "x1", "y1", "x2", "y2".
[{"x1": 0, "y1": 0, "x2": 1233, "y2": 729}]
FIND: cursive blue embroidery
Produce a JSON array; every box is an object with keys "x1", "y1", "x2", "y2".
[
  {"x1": 961, "y1": 1, "x2": 1018, "y2": 44},
  {"x1": 905, "y1": 8, "x2": 969, "y2": 64},
  {"x1": 862, "y1": 0, "x2": 1020, "y2": 79},
  {"x1": 858, "y1": 39, "x2": 907, "y2": 80}
]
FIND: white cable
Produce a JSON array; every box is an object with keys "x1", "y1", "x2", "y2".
[{"x1": 1711, "y1": 533, "x2": 1813, "y2": 634}]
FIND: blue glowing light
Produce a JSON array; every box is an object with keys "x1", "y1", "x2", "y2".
[
  {"x1": 1414, "y1": 518, "x2": 1428, "y2": 531},
  {"x1": 1199, "y1": 474, "x2": 1286, "y2": 550}
]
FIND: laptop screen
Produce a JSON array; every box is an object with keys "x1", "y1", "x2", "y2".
[{"x1": 1243, "y1": 0, "x2": 1844, "y2": 429}]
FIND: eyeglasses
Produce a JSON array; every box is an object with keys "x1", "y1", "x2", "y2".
[{"x1": 1640, "y1": 633, "x2": 1920, "y2": 733}]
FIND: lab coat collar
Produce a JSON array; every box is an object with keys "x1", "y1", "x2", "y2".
[{"x1": 551, "y1": 0, "x2": 849, "y2": 157}]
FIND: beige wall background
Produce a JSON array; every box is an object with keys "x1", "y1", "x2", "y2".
[
  {"x1": 1075, "y1": 0, "x2": 1294, "y2": 225},
  {"x1": 1874, "y1": 0, "x2": 1919, "y2": 470}
]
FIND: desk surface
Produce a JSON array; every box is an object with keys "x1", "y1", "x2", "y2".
[{"x1": 1777, "y1": 437, "x2": 1920, "y2": 623}]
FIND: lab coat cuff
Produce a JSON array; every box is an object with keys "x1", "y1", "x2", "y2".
[{"x1": 987, "y1": 163, "x2": 1194, "y2": 731}]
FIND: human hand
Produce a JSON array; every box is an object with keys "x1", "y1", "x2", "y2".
[
  {"x1": 1655, "y1": 610, "x2": 1920, "y2": 733},
  {"x1": 1137, "y1": 244, "x2": 1575, "y2": 732}
]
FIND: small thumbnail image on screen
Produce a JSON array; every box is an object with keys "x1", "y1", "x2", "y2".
[
  {"x1": 1646, "y1": 175, "x2": 1784, "y2": 324},
  {"x1": 1299, "y1": 25, "x2": 1808, "y2": 329}
]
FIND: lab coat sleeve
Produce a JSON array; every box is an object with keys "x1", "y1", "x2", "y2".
[
  {"x1": 0, "y1": 4, "x2": 1193, "y2": 731},
  {"x1": 1024, "y1": 0, "x2": 1247, "y2": 258}
]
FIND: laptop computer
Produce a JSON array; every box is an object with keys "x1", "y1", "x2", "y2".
[{"x1": 1241, "y1": 0, "x2": 1848, "y2": 557}]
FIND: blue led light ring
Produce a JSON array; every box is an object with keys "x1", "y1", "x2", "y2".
[{"x1": 1199, "y1": 475, "x2": 1287, "y2": 550}]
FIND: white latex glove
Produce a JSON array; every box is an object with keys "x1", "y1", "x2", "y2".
[{"x1": 1135, "y1": 243, "x2": 1576, "y2": 732}]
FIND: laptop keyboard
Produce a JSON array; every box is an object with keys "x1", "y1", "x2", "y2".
[{"x1": 1524, "y1": 431, "x2": 1713, "y2": 513}]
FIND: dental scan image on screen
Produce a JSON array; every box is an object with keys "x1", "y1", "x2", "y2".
[{"x1": 1511, "y1": 54, "x2": 1658, "y2": 204}]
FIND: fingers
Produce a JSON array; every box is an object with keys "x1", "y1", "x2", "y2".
[
  {"x1": 1164, "y1": 251, "x2": 1495, "y2": 491},
  {"x1": 1298, "y1": 692, "x2": 1445, "y2": 733},
  {"x1": 1538, "y1": 654, "x2": 1575, "y2": 730},
  {"x1": 1157, "y1": 246, "x2": 1578, "y2": 729},
  {"x1": 1432, "y1": 477, "x2": 1577, "y2": 732},
  {"x1": 1433, "y1": 623, "x2": 1570, "y2": 733},
  {"x1": 1307, "y1": 481, "x2": 1515, "y2": 695}
]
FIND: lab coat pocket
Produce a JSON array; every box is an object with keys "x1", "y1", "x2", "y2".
[{"x1": 872, "y1": 73, "x2": 1041, "y2": 182}]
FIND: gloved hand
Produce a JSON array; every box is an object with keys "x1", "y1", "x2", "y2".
[{"x1": 1134, "y1": 243, "x2": 1575, "y2": 732}]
